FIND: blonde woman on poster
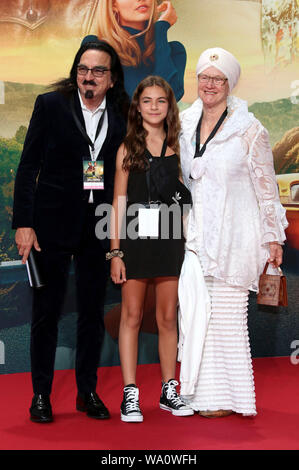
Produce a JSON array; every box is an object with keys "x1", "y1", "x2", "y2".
[
  {"x1": 178, "y1": 48, "x2": 288, "y2": 417},
  {"x1": 82, "y1": 0, "x2": 186, "y2": 100}
]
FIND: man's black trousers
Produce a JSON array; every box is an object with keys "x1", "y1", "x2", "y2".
[{"x1": 30, "y1": 205, "x2": 108, "y2": 395}]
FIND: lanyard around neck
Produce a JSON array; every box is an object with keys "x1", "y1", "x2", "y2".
[
  {"x1": 194, "y1": 107, "x2": 228, "y2": 158},
  {"x1": 145, "y1": 136, "x2": 168, "y2": 202},
  {"x1": 145, "y1": 136, "x2": 168, "y2": 162},
  {"x1": 70, "y1": 94, "x2": 106, "y2": 155}
]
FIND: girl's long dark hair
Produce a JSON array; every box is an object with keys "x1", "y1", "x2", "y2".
[
  {"x1": 51, "y1": 40, "x2": 129, "y2": 119},
  {"x1": 122, "y1": 76, "x2": 181, "y2": 172}
]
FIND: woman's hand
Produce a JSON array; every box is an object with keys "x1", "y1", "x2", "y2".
[
  {"x1": 268, "y1": 242, "x2": 283, "y2": 268},
  {"x1": 111, "y1": 256, "x2": 127, "y2": 284},
  {"x1": 157, "y1": 1, "x2": 177, "y2": 26}
]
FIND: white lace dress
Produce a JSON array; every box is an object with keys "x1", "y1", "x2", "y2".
[{"x1": 178, "y1": 96, "x2": 288, "y2": 415}]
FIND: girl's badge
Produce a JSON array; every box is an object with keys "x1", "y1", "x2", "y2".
[{"x1": 138, "y1": 206, "x2": 160, "y2": 238}]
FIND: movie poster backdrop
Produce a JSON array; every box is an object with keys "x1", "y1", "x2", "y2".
[{"x1": 0, "y1": 0, "x2": 298, "y2": 374}]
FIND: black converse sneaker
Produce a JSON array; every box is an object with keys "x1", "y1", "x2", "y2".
[
  {"x1": 160, "y1": 379, "x2": 194, "y2": 416},
  {"x1": 120, "y1": 384, "x2": 143, "y2": 423}
]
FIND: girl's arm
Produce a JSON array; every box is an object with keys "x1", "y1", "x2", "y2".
[{"x1": 110, "y1": 144, "x2": 129, "y2": 284}]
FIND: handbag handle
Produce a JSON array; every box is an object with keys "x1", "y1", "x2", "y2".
[{"x1": 262, "y1": 262, "x2": 283, "y2": 276}]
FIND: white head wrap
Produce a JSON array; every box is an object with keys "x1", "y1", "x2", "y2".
[{"x1": 196, "y1": 47, "x2": 241, "y2": 92}]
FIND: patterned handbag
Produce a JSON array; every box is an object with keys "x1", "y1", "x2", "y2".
[{"x1": 257, "y1": 262, "x2": 288, "y2": 307}]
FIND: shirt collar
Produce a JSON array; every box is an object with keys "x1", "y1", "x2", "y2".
[{"x1": 77, "y1": 89, "x2": 106, "y2": 114}]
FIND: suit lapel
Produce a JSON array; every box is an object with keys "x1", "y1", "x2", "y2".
[
  {"x1": 70, "y1": 92, "x2": 118, "y2": 160},
  {"x1": 98, "y1": 100, "x2": 116, "y2": 160},
  {"x1": 72, "y1": 90, "x2": 87, "y2": 132}
]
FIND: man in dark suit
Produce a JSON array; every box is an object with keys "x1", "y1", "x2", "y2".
[{"x1": 12, "y1": 40, "x2": 129, "y2": 423}]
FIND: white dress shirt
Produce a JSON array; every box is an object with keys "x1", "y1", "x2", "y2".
[
  {"x1": 78, "y1": 91, "x2": 108, "y2": 202},
  {"x1": 78, "y1": 90, "x2": 108, "y2": 160}
]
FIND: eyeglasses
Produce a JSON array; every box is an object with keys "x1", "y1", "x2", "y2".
[
  {"x1": 77, "y1": 65, "x2": 111, "y2": 77},
  {"x1": 198, "y1": 74, "x2": 228, "y2": 86}
]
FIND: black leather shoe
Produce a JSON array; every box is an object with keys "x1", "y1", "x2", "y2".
[
  {"x1": 76, "y1": 392, "x2": 110, "y2": 419},
  {"x1": 30, "y1": 394, "x2": 53, "y2": 423}
]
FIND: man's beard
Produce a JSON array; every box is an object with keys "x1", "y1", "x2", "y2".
[
  {"x1": 83, "y1": 80, "x2": 96, "y2": 99},
  {"x1": 85, "y1": 90, "x2": 94, "y2": 99}
]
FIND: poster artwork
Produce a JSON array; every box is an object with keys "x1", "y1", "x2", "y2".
[{"x1": 262, "y1": 0, "x2": 299, "y2": 69}]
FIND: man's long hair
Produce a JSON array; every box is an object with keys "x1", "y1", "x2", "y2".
[
  {"x1": 52, "y1": 40, "x2": 129, "y2": 119},
  {"x1": 122, "y1": 76, "x2": 181, "y2": 172}
]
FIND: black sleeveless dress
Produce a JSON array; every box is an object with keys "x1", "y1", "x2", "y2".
[{"x1": 120, "y1": 152, "x2": 185, "y2": 280}]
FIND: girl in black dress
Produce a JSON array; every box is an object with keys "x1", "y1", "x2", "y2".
[{"x1": 109, "y1": 75, "x2": 193, "y2": 422}]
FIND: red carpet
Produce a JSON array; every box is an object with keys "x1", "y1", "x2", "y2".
[{"x1": 0, "y1": 357, "x2": 298, "y2": 450}]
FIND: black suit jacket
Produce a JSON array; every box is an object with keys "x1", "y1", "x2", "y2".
[{"x1": 12, "y1": 90, "x2": 126, "y2": 250}]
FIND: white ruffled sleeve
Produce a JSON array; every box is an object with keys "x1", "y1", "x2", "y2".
[{"x1": 247, "y1": 124, "x2": 288, "y2": 245}]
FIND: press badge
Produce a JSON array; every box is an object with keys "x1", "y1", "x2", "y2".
[
  {"x1": 138, "y1": 207, "x2": 160, "y2": 237},
  {"x1": 83, "y1": 158, "x2": 104, "y2": 190}
]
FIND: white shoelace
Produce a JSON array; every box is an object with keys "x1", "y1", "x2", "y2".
[
  {"x1": 165, "y1": 380, "x2": 185, "y2": 407},
  {"x1": 124, "y1": 386, "x2": 141, "y2": 413}
]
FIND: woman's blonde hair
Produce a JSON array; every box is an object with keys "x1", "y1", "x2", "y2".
[{"x1": 97, "y1": 0, "x2": 158, "y2": 67}]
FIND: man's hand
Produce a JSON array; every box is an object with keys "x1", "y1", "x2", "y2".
[
  {"x1": 15, "y1": 227, "x2": 41, "y2": 264},
  {"x1": 157, "y1": 1, "x2": 177, "y2": 26}
]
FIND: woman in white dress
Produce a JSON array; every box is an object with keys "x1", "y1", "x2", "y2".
[{"x1": 178, "y1": 48, "x2": 288, "y2": 417}]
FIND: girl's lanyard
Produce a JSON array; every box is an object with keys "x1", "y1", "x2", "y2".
[
  {"x1": 138, "y1": 137, "x2": 167, "y2": 237},
  {"x1": 144, "y1": 136, "x2": 167, "y2": 203}
]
